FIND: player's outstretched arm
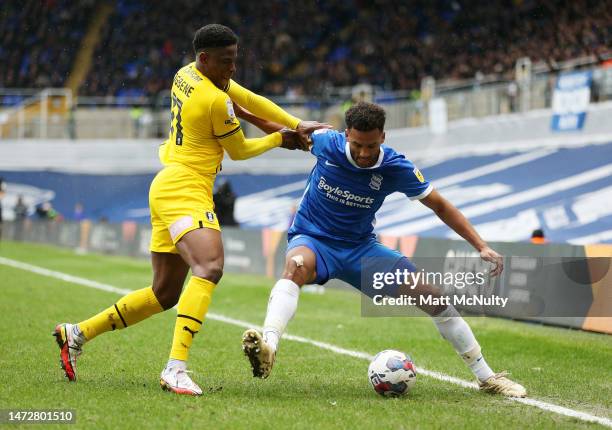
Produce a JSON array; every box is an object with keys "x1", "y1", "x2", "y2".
[
  {"x1": 420, "y1": 189, "x2": 503, "y2": 276},
  {"x1": 219, "y1": 128, "x2": 310, "y2": 160},
  {"x1": 218, "y1": 126, "x2": 311, "y2": 160},
  {"x1": 226, "y1": 79, "x2": 301, "y2": 129},
  {"x1": 233, "y1": 101, "x2": 331, "y2": 134},
  {"x1": 213, "y1": 95, "x2": 305, "y2": 159},
  {"x1": 233, "y1": 102, "x2": 285, "y2": 134},
  {"x1": 227, "y1": 80, "x2": 332, "y2": 133},
  {"x1": 232, "y1": 103, "x2": 329, "y2": 151}
]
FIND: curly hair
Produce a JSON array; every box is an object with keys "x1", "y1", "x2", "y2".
[
  {"x1": 345, "y1": 102, "x2": 386, "y2": 132},
  {"x1": 193, "y1": 24, "x2": 238, "y2": 53}
]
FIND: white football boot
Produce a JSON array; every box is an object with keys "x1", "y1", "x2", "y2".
[
  {"x1": 160, "y1": 366, "x2": 203, "y2": 396},
  {"x1": 242, "y1": 329, "x2": 275, "y2": 379},
  {"x1": 479, "y1": 371, "x2": 527, "y2": 397},
  {"x1": 53, "y1": 323, "x2": 83, "y2": 382}
]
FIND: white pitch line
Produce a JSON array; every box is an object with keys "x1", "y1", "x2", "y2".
[
  {"x1": 0, "y1": 256, "x2": 129, "y2": 295},
  {"x1": 1, "y1": 255, "x2": 611, "y2": 428}
]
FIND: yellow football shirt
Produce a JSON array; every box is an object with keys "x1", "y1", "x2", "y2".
[{"x1": 159, "y1": 62, "x2": 301, "y2": 176}]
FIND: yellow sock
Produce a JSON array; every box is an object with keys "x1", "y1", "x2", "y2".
[
  {"x1": 169, "y1": 276, "x2": 216, "y2": 361},
  {"x1": 77, "y1": 286, "x2": 163, "y2": 341}
]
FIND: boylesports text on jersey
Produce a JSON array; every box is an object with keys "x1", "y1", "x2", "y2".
[{"x1": 317, "y1": 176, "x2": 374, "y2": 208}]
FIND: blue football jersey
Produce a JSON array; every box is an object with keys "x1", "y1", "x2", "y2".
[{"x1": 288, "y1": 129, "x2": 433, "y2": 242}]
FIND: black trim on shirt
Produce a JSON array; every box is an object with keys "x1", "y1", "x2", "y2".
[{"x1": 214, "y1": 125, "x2": 241, "y2": 139}]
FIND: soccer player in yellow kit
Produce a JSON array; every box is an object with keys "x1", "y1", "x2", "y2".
[{"x1": 53, "y1": 24, "x2": 326, "y2": 396}]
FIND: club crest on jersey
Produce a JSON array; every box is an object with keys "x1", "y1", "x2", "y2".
[
  {"x1": 369, "y1": 174, "x2": 383, "y2": 190},
  {"x1": 226, "y1": 99, "x2": 236, "y2": 120},
  {"x1": 413, "y1": 167, "x2": 425, "y2": 183},
  {"x1": 206, "y1": 212, "x2": 215, "y2": 222}
]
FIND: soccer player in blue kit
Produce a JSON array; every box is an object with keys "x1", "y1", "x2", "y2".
[{"x1": 241, "y1": 102, "x2": 526, "y2": 397}]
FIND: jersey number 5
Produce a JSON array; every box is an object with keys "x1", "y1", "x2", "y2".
[{"x1": 170, "y1": 92, "x2": 184, "y2": 146}]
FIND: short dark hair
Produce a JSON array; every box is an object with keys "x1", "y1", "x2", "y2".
[
  {"x1": 345, "y1": 102, "x2": 386, "y2": 132},
  {"x1": 193, "y1": 24, "x2": 238, "y2": 53}
]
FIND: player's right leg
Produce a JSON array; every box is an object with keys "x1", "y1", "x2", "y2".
[
  {"x1": 354, "y1": 242, "x2": 526, "y2": 397},
  {"x1": 160, "y1": 226, "x2": 223, "y2": 396},
  {"x1": 242, "y1": 244, "x2": 318, "y2": 378},
  {"x1": 53, "y1": 252, "x2": 188, "y2": 382}
]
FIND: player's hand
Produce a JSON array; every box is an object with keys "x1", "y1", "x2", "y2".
[
  {"x1": 480, "y1": 246, "x2": 504, "y2": 277},
  {"x1": 279, "y1": 128, "x2": 310, "y2": 151},
  {"x1": 294, "y1": 121, "x2": 333, "y2": 150},
  {"x1": 296, "y1": 120, "x2": 333, "y2": 134}
]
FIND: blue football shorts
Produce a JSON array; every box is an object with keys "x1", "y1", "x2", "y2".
[{"x1": 287, "y1": 233, "x2": 416, "y2": 298}]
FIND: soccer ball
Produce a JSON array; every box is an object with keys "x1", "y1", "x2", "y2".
[{"x1": 368, "y1": 350, "x2": 417, "y2": 397}]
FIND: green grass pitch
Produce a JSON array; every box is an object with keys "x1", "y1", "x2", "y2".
[{"x1": 0, "y1": 241, "x2": 610, "y2": 429}]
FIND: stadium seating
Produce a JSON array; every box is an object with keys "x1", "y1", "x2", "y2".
[
  {"x1": 0, "y1": 0, "x2": 95, "y2": 91},
  {"x1": 2, "y1": 1, "x2": 611, "y2": 97}
]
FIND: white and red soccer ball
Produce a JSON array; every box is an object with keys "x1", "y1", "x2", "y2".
[{"x1": 368, "y1": 350, "x2": 417, "y2": 397}]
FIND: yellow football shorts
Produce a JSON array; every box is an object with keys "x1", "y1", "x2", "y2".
[{"x1": 149, "y1": 164, "x2": 220, "y2": 254}]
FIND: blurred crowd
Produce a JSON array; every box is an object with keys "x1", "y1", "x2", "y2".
[
  {"x1": 2, "y1": 0, "x2": 611, "y2": 97},
  {"x1": 1, "y1": 0, "x2": 95, "y2": 89}
]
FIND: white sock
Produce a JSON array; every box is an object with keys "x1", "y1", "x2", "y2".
[
  {"x1": 262, "y1": 279, "x2": 300, "y2": 352},
  {"x1": 432, "y1": 305, "x2": 495, "y2": 382},
  {"x1": 166, "y1": 359, "x2": 187, "y2": 371},
  {"x1": 467, "y1": 350, "x2": 495, "y2": 382}
]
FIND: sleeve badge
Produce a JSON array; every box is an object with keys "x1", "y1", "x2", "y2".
[{"x1": 413, "y1": 167, "x2": 425, "y2": 183}]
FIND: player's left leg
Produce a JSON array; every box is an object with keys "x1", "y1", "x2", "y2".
[
  {"x1": 158, "y1": 226, "x2": 223, "y2": 396},
  {"x1": 394, "y1": 263, "x2": 526, "y2": 397},
  {"x1": 148, "y1": 165, "x2": 222, "y2": 395},
  {"x1": 353, "y1": 241, "x2": 526, "y2": 397},
  {"x1": 53, "y1": 252, "x2": 188, "y2": 382},
  {"x1": 425, "y1": 301, "x2": 526, "y2": 397}
]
